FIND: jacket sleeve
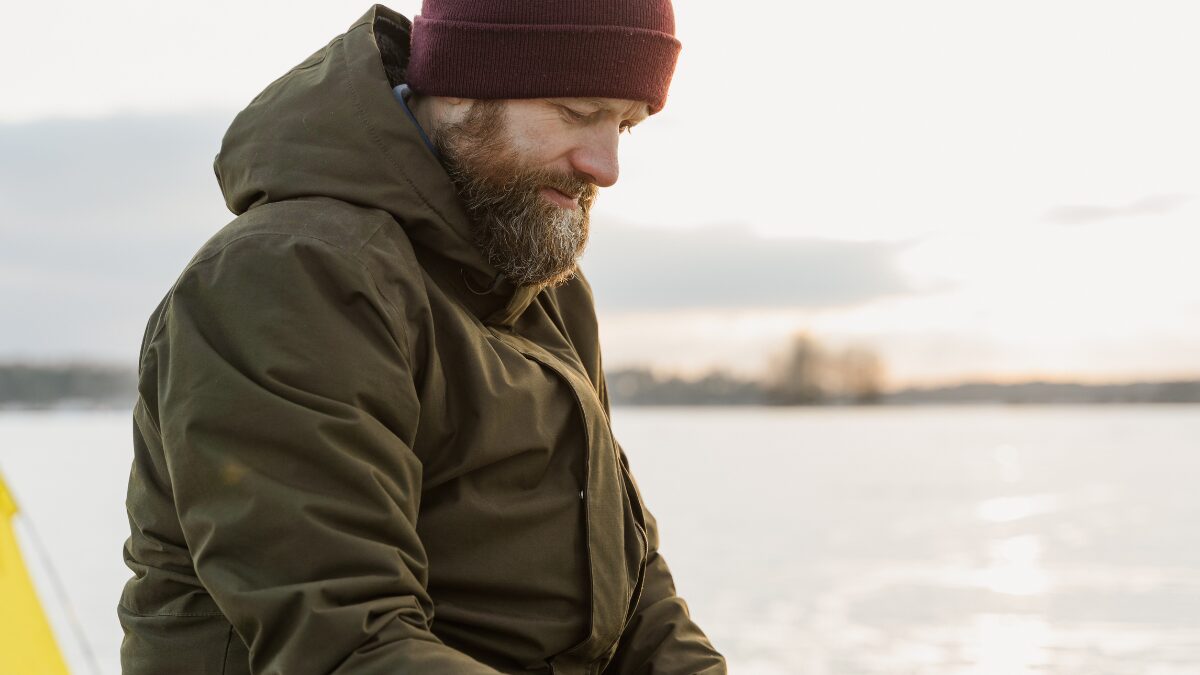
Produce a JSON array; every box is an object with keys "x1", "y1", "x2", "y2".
[
  {"x1": 595, "y1": 378, "x2": 727, "y2": 674},
  {"x1": 150, "y1": 233, "x2": 502, "y2": 675},
  {"x1": 602, "y1": 453, "x2": 727, "y2": 675}
]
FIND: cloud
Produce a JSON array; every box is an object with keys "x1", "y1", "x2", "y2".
[
  {"x1": 0, "y1": 113, "x2": 235, "y2": 362},
  {"x1": 580, "y1": 223, "x2": 915, "y2": 311},
  {"x1": 0, "y1": 113, "x2": 917, "y2": 362},
  {"x1": 1044, "y1": 193, "x2": 1192, "y2": 226}
]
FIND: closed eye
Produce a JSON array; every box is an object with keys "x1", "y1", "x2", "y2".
[
  {"x1": 553, "y1": 101, "x2": 638, "y2": 135},
  {"x1": 557, "y1": 104, "x2": 591, "y2": 123}
]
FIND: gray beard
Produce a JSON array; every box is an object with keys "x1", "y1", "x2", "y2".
[
  {"x1": 433, "y1": 101, "x2": 597, "y2": 287},
  {"x1": 465, "y1": 186, "x2": 590, "y2": 288}
]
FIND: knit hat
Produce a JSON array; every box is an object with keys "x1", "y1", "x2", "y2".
[{"x1": 407, "y1": 0, "x2": 682, "y2": 114}]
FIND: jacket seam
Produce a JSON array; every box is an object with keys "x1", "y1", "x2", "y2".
[
  {"x1": 353, "y1": 218, "x2": 388, "y2": 257},
  {"x1": 144, "y1": 230, "x2": 415, "y2": 374},
  {"x1": 221, "y1": 625, "x2": 235, "y2": 675},
  {"x1": 285, "y1": 56, "x2": 329, "y2": 75},
  {"x1": 134, "y1": 395, "x2": 162, "y2": 436},
  {"x1": 353, "y1": 219, "x2": 418, "y2": 356},
  {"x1": 118, "y1": 603, "x2": 225, "y2": 618},
  {"x1": 243, "y1": 42, "x2": 338, "y2": 111}
]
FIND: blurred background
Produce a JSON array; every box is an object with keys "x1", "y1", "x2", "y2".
[{"x1": 2, "y1": 1, "x2": 1198, "y2": 673}]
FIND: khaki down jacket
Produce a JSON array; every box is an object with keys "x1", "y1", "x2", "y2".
[{"x1": 118, "y1": 5, "x2": 726, "y2": 675}]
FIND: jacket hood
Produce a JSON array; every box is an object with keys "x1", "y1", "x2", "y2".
[{"x1": 214, "y1": 5, "x2": 540, "y2": 325}]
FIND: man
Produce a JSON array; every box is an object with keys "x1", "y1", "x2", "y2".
[{"x1": 119, "y1": 3, "x2": 726, "y2": 674}]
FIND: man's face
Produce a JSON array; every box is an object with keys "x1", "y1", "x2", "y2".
[{"x1": 433, "y1": 97, "x2": 650, "y2": 287}]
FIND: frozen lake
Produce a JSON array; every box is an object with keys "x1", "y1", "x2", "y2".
[{"x1": 2, "y1": 405, "x2": 1198, "y2": 674}]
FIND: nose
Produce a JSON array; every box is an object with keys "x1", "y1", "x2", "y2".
[{"x1": 568, "y1": 128, "x2": 621, "y2": 188}]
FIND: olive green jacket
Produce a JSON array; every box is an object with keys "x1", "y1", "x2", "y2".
[{"x1": 118, "y1": 6, "x2": 725, "y2": 674}]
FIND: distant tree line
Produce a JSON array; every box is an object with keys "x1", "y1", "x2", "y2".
[
  {"x1": 0, "y1": 363, "x2": 136, "y2": 409},
  {"x1": 607, "y1": 333, "x2": 886, "y2": 406},
  {"x1": 762, "y1": 334, "x2": 885, "y2": 404},
  {"x1": 607, "y1": 368, "x2": 1200, "y2": 407},
  {"x1": 606, "y1": 368, "x2": 763, "y2": 406},
  {"x1": 4, "y1": 337, "x2": 1200, "y2": 408},
  {"x1": 885, "y1": 379, "x2": 1200, "y2": 405},
  {"x1": 605, "y1": 333, "x2": 1200, "y2": 406}
]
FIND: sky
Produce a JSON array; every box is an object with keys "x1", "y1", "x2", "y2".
[{"x1": 2, "y1": 0, "x2": 1199, "y2": 386}]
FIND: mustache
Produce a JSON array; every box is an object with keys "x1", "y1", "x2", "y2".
[
  {"x1": 468, "y1": 165, "x2": 598, "y2": 212},
  {"x1": 537, "y1": 170, "x2": 597, "y2": 204}
]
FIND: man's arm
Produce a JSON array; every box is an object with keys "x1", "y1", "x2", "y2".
[
  {"x1": 148, "y1": 233, "x2": 501, "y2": 674},
  {"x1": 593, "y1": 369, "x2": 726, "y2": 674},
  {"x1": 601, "y1": 447, "x2": 727, "y2": 675}
]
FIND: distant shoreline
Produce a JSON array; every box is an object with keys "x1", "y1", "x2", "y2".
[
  {"x1": 2, "y1": 363, "x2": 1198, "y2": 409},
  {"x1": 605, "y1": 368, "x2": 1200, "y2": 406}
]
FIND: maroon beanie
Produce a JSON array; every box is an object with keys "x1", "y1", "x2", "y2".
[{"x1": 407, "y1": 0, "x2": 682, "y2": 114}]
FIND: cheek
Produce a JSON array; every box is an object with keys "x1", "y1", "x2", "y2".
[{"x1": 506, "y1": 121, "x2": 579, "y2": 169}]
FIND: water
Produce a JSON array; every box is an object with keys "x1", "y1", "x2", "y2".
[{"x1": 1, "y1": 406, "x2": 1198, "y2": 674}]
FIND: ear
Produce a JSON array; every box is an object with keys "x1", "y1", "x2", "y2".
[
  {"x1": 419, "y1": 96, "x2": 479, "y2": 128},
  {"x1": 444, "y1": 97, "x2": 490, "y2": 125}
]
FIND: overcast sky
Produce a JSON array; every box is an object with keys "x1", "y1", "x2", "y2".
[{"x1": 2, "y1": 0, "x2": 1199, "y2": 385}]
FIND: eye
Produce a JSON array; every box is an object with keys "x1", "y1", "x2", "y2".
[{"x1": 557, "y1": 104, "x2": 589, "y2": 122}]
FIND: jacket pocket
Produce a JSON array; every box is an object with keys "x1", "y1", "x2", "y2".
[{"x1": 118, "y1": 605, "x2": 239, "y2": 675}]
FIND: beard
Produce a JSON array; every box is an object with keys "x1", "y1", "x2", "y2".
[{"x1": 433, "y1": 101, "x2": 598, "y2": 288}]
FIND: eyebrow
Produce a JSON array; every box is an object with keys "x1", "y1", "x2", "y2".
[{"x1": 576, "y1": 98, "x2": 650, "y2": 122}]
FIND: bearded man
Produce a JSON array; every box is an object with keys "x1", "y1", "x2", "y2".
[{"x1": 118, "y1": 3, "x2": 726, "y2": 674}]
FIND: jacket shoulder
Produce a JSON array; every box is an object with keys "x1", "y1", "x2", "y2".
[
  {"x1": 139, "y1": 198, "x2": 422, "y2": 367},
  {"x1": 197, "y1": 197, "x2": 402, "y2": 260}
]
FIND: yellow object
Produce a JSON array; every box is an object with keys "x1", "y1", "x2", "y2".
[{"x1": 0, "y1": 470, "x2": 70, "y2": 675}]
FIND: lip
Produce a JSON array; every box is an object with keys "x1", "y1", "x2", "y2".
[{"x1": 540, "y1": 186, "x2": 580, "y2": 209}]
